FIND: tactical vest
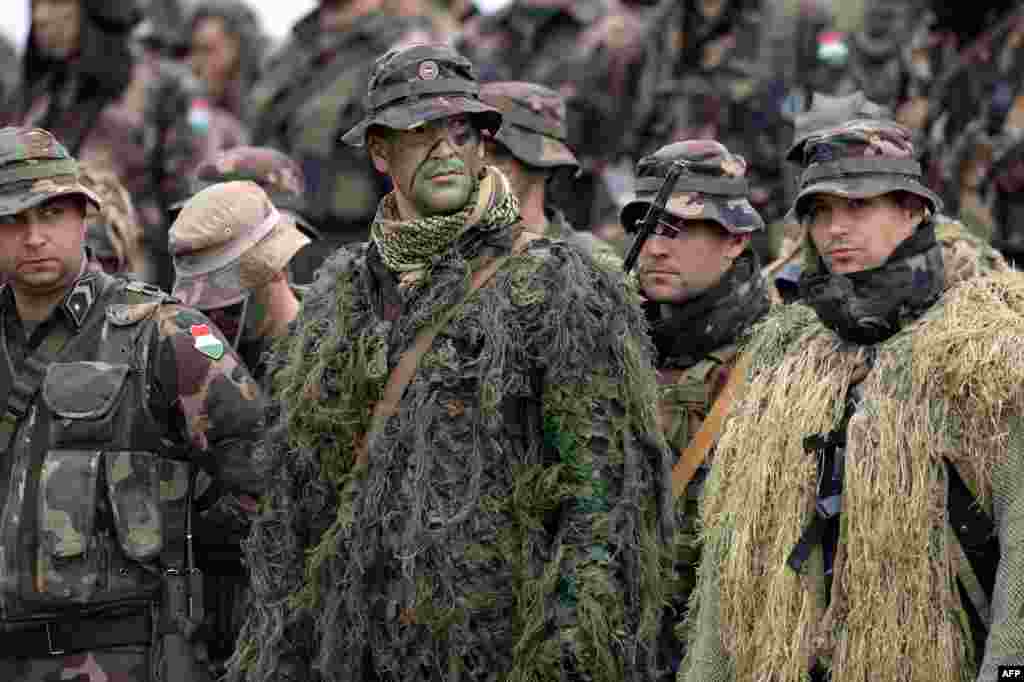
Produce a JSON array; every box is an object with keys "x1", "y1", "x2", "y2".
[{"x1": 0, "y1": 275, "x2": 193, "y2": 622}]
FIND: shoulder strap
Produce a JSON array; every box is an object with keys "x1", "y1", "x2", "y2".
[
  {"x1": 355, "y1": 244, "x2": 533, "y2": 468},
  {"x1": 670, "y1": 352, "x2": 752, "y2": 500}
]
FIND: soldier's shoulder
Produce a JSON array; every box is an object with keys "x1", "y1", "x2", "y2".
[{"x1": 934, "y1": 214, "x2": 1011, "y2": 286}]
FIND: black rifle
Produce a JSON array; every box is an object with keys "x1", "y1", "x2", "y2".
[{"x1": 622, "y1": 161, "x2": 686, "y2": 273}]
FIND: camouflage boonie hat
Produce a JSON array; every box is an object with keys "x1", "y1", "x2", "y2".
[
  {"x1": 171, "y1": 146, "x2": 319, "y2": 238},
  {"x1": 620, "y1": 140, "x2": 765, "y2": 234},
  {"x1": 342, "y1": 43, "x2": 502, "y2": 148},
  {"x1": 785, "y1": 91, "x2": 892, "y2": 163},
  {"x1": 790, "y1": 118, "x2": 943, "y2": 222},
  {"x1": 480, "y1": 81, "x2": 579, "y2": 171},
  {"x1": 170, "y1": 181, "x2": 311, "y2": 310},
  {"x1": 0, "y1": 127, "x2": 101, "y2": 217}
]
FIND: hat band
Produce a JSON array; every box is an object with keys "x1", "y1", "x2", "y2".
[
  {"x1": 174, "y1": 206, "x2": 281, "y2": 276},
  {"x1": 800, "y1": 157, "x2": 922, "y2": 187},
  {"x1": 501, "y1": 104, "x2": 566, "y2": 141},
  {"x1": 635, "y1": 175, "x2": 749, "y2": 197},
  {"x1": 366, "y1": 78, "x2": 480, "y2": 113},
  {"x1": 0, "y1": 159, "x2": 80, "y2": 186}
]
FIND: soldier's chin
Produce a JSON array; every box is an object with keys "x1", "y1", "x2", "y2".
[{"x1": 420, "y1": 184, "x2": 473, "y2": 216}]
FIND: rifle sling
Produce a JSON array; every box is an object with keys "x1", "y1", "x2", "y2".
[{"x1": 670, "y1": 352, "x2": 751, "y2": 501}]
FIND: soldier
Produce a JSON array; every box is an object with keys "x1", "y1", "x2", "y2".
[
  {"x1": 0, "y1": 126, "x2": 266, "y2": 682},
  {"x1": 619, "y1": 140, "x2": 770, "y2": 680},
  {"x1": 681, "y1": 112, "x2": 1024, "y2": 681},
  {"x1": 479, "y1": 80, "x2": 622, "y2": 268},
  {"x1": 170, "y1": 181, "x2": 310, "y2": 383},
  {"x1": 458, "y1": 0, "x2": 647, "y2": 232},
  {"x1": 246, "y1": 0, "x2": 438, "y2": 248},
  {"x1": 228, "y1": 43, "x2": 672, "y2": 682},
  {"x1": 187, "y1": 0, "x2": 269, "y2": 122},
  {"x1": 5, "y1": 0, "x2": 248, "y2": 292},
  {"x1": 170, "y1": 146, "x2": 325, "y2": 284}
]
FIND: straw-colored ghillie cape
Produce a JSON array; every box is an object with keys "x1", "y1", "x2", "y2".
[
  {"x1": 681, "y1": 221, "x2": 1024, "y2": 682},
  {"x1": 228, "y1": 233, "x2": 673, "y2": 682}
]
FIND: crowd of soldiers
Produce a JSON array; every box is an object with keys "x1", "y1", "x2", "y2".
[{"x1": 0, "y1": 0, "x2": 1023, "y2": 681}]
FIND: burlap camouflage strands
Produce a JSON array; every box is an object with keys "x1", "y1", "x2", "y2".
[
  {"x1": 480, "y1": 81, "x2": 579, "y2": 171},
  {"x1": 342, "y1": 44, "x2": 502, "y2": 147},
  {"x1": 791, "y1": 118, "x2": 943, "y2": 221},
  {"x1": 171, "y1": 181, "x2": 310, "y2": 310},
  {"x1": 621, "y1": 139, "x2": 764, "y2": 234},
  {"x1": 0, "y1": 127, "x2": 101, "y2": 216},
  {"x1": 173, "y1": 146, "x2": 318, "y2": 237}
]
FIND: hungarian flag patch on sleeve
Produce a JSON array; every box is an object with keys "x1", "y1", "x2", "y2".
[{"x1": 190, "y1": 324, "x2": 226, "y2": 360}]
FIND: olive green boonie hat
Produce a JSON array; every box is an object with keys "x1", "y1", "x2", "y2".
[
  {"x1": 791, "y1": 118, "x2": 943, "y2": 222},
  {"x1": 620, "y1": 139, "x2": 764, "y2": 234},
  {"x1": 170, "y1": 181, "x2": 311, "y2": 310},
  {"x1": 480, "y1": 81, "x2": 579, "y2": 172},
  {"x1": 0, "y1": 127, "x2": 101, "y2": 217},
  {"x1": 341, "y1": 43, "x2": 502, "y2": 148}
]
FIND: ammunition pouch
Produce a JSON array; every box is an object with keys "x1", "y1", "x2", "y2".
[{"x1": 0, "y1": 600, "x2": 153, "y2": 658}]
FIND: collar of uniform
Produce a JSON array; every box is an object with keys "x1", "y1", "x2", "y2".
[{"x1": 0, "y1": 271, "x2": 101, "y2": 330}]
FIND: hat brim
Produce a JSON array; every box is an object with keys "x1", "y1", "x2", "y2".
[
  {"x1": 621, "y1": 192, "x2": 765, "y2": 235},
  {"x1": 0, "y1": 175, "x2": 101, "y2": 217},
  {"x1": 494, "y1": 123, "x2": 579, "y2": 171},
  {"x1": 173, "y1": 215, "x2": 310, "y2": 310},
  {"x1": 342, "y1": 96, "x2": 502, "y2": 147},
  {"x1": 790, "y1": 174, "x2": 943, "y2": 222}
]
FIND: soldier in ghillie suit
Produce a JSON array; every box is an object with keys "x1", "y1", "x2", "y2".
[
  {"x1": 246, "y1": 0, "x2": 438, "y2": 247},
  {"x1": 619, "y1": 140, "x2": 770, "y2": 680},
  {"x1": 680, "y1": 112, "x2": 1024, "y2": 682},
  {"x1": 0, "y1": 126, "x2": 267, "y2": 682},
  {"x1": 228, "y1": 44, "x2": 672, "y2": 682},
  {"x1": 479, "y1": 80, "x2": 622, "y2": 269},
  {"x1": 170, "y1": 146, "x2": 324, "y2": 284}
]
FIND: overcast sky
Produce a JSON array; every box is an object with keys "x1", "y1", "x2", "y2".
[{"x1": 2, "y1": 1, "x2": 511, "y2": 50}]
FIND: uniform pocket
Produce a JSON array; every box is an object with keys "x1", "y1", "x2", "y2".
[
  {"x1": 42, "y1": 362, "x2": 131, "y2": 445},
  {"x1": 35, "y1": 449, "x2": 102, "y2": 603},
  {"x1": 105, "y1": 451, "x2": 164, "y2": 563}
]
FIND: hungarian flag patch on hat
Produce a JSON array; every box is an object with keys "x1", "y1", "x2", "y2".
[{"x1": 190, "y1": 324, "x2": 225, "y2": 360}]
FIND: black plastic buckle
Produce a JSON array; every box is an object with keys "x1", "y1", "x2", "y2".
[{"x1": 45, "y1": 622, "x2": 65, "y2": 656}]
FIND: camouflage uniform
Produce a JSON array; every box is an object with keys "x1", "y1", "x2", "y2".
[
  {"x1": 230, "y1": 44, "x2": 672, "y2": 682},
  {"x1": 172, "y1": 146, "x2": 324, "y2": 284},
  {"x1": 0, "y1": 127, "x2": 266, "y2": 682},
  {"x1": 246, "y1": 7, "x2": 438, "y2": 245},
  {"x1": 681, "y1": 115, "x2": 1024, "y2": 682},
  {"x1": 3, "y1": 1, "x2": 248, "y2": 291},
  {"x1": 479, "y1": 80, "x2": 623, "y2": 269},
  {"x1": 458, "y1": 0, "x2": 647, "y2": 231},
  {"x1": 619, "y1": 140, "x2": 770, "y2": 680},
  {"x1": 631, "y1": 0, "x2": 790, "y2": 257}
]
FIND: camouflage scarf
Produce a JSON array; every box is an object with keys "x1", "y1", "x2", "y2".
[
  {"x1": 648, "y1": 250, "x2": 771, "y2": 368},
  {"x1": 799, "y1": 219, "x2": 945, "y2": 345},
  {"x1": 370, "y1": 166, "x2": 520, "y2": 288}
]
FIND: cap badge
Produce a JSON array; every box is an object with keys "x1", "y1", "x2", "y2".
[{"x1": 418, "y1": 60, "x2": 439, "y2": 81}]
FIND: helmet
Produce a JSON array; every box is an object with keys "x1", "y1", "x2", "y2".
[
  {"x1": 621, "y1": 139, "x2": 764, "y2": 234},
  {"x1": 0, "y1": 127, "x2": 101, "y2": 217},
  {"x1": 341, "y1": 43, "x2": 501, "y2": 148}
]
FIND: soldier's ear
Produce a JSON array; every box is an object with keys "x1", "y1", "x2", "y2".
[{"x1": 367, "y1": 131, "x2": 390, "y2": 175}]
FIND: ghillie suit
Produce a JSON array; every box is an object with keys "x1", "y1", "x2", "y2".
[
  {"x1": 229, "y1": 44, "x2": 673, "y2": 682},
  {"x1": 681, "y1": 109, "x2": 1024, "y2": 682}
]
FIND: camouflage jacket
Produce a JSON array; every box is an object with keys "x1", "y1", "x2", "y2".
[
  {"x1": 232, "y1": 227, "x2": 673, "y2": 682},
  {"x1": 0, "y1": 271, "x2": 266, "y2": 682},
  {"x1": 527, "y1": 207, "x2": 624, "y2": 270},
  {"x1": 247, "y1": 11, "x2": 436, "y2": 236}
]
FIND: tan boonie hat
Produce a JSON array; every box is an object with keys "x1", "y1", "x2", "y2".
[
  {"x1": 621, "y1": 139, "x2": 764, "y2": 234},
  {"x1": 342, "y1": 43, "x2": 502, "y2": 148},
  {"x1": 170, "y1": 181, "x2": 310, "y2": 309},
  {"x1": 480, "y1": 81, "x2": 579, "y2": 171},
  {"x1": 0, "y1": 127, "x2": 101, "y2": 217}
]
